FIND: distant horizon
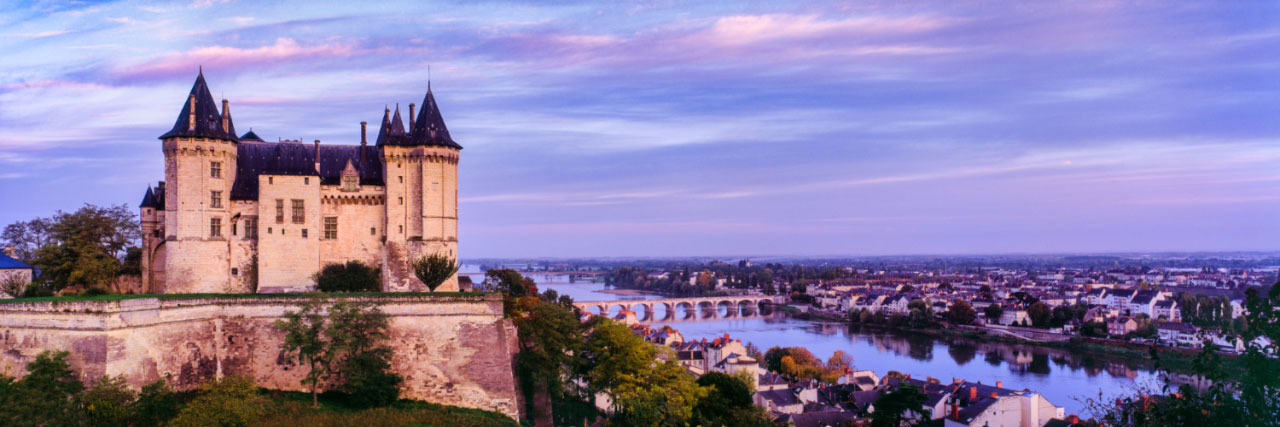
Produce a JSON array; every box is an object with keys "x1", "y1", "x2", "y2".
[
  {"x1": 460, "y1": 250, "x2": 1280, "y2": 262},
  {"x1": 3, "y1": 1, "x2": 1278, "y2": 257}
]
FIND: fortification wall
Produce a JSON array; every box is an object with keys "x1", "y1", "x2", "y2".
[{"x1": 0, "y1": 294, "x2": 519, "y2": 419}]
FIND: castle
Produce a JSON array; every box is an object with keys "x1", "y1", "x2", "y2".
[{"x1": 139, "y1": 71, "x2": 461, "y2": 294}]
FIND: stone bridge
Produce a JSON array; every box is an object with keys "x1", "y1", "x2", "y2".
[{"x1": 574, "y1": 295, "x2": 781, "y2": 322}]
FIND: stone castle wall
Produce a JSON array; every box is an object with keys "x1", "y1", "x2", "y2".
[{"x1": 0, "y1": 294, "x2": 520, "y2": 420}]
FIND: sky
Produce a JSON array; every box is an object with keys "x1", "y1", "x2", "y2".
[{"x1": 1, "y1": 0, "x2": 1278, "y2": 258}]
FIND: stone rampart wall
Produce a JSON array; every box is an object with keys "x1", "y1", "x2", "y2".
[{"x1": 0, "y1": 294, "x2": 519, "y2": 419}]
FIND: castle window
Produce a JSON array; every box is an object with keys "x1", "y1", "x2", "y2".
[
  {"x1": 269, "y1": 177, "x2": 274, "y2": 185},
  {"x1": 210, "y1": 161, "x2": 221, "y2": 178},
  {"x1": 275, "y1": 199, "x2": 284, "y2": 223},
  {"x1": 232, "y1": 222, "x2": 237, "y2": 236},
  {"x1": 370, "y1": 227, "x2": 376, "y2": 236},
  {"x1": 245, "y1": 218, "x2": 258, "y2": 239},
  {"x1": 323, "y1": 217, "x2": 337, "y2": 239},
  {"x1": 398, "y1": 176, "x2": 403, "y2": 183},
  {"x1": 398, "y1": 225, "x2": 403, "y2": 234},
  {"x1": 291, "y1": 199, "x2": 305, "y2": 223},
  {"x1": 268, "y1": 227, "x2": 272, "y2": 234},
  {"x1": 210, "y1": 217, "x2": 222, "y2": 237},
  {"x1": 231, "y1": 268, "x2": 238, "y2": 276},
  {"x1": 304, "y1": 177, "x2": 309, "y2": 185},
  {"x1": 398, "y1": 196, "x2": 403, "y2": 205},
  {"x1": 342, "y1": 176, "x2": 358, "y2": 191},
  {"x1": 210, "y1": 191, "x2": 222, "y2": 208},
  {"x1": 302, "y1": 229, "x2": 308, "y2": 238}
]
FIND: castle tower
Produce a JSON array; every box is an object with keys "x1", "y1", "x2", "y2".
[
  {"x1": 378, "y1": 84, "x2": 462, "y2": 292},
  {"x1": 156, "y1": 70, "x2": 240, "y2": 293}
]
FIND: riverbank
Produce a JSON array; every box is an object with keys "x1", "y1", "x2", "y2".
[
  {"x1": 848, "y1": 321, "x2": 1236, "y2": 377},
  {"x1": 595, "y1": 288, "x2": 662, "y2": 297}
]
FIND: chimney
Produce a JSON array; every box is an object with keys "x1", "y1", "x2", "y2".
[
  {"x1": 952, "y1": 397, "x2": 960, "y2": 419},
  {"x1": 3, "y1": 245, "x2": 15, "y2": 258},
  {"x1": 313, "y1": 139, "x2": 321, "y2": 173},
  {"x1": 360, "y1": 121, "x2": 368, "y2": 164},
  {"x1": 969, "y1": 386, "x2": 977, "y2": 400},
  {"x1": 996, "y1": 381, "x2": 1002, "y2": 389},
  {"x1": 221, "y1": 99, "x2": 230, "y2": 132},
  {"x1": 409, "y1": 103, "x2": 416, "y2": 129},
  {"x1": 188, "y1": 94, "x2": 196, "y2": 130}
]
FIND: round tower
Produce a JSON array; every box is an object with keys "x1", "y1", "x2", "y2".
[
  {"x1": 157, "y1": 70, "x2": 241, "y2": 293},
  {"x1": 378, "y1": 83, "x2": 462, "y2": 292}
]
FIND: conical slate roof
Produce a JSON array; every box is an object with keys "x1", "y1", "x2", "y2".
[
  {"x1": 159, "y1": 70, "x2": 238, "y2": 141},
  {"x1": 239, "y1": 129, "x2": 265, "y2": 142},
  {"x1": 375, "y1": 104, "x2": 408, "y2": 146},
  {"x1": 408, "y1": 86, "x2": 461, "y2": 148},
  {"x1": 139, "y1": 186, "x2": 158, "y2": 208}
]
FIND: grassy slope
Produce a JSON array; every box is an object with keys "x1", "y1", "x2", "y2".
[{"x1": 254, "y1": 390, "x2": 517, "y2": 427}]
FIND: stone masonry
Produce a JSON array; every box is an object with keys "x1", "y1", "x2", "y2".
[{"x1": 0, "y1": 294, "x2": 520, "y2": 419}]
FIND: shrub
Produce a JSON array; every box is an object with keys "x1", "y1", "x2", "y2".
[
  {"x1": 169, "y1": 375, "x2": 267, "y2": 427},
  {"x1": 80, "y1": 375, "x2": 136, "y2": 427},
  {"x1": 132, "y1": 380, "x2": 180, "y2": 427},
  {"x1": 314, "y1": 261, "x2": 381, "y2": 292},
  {"x1": 340, "y1": 351, "x2": 402, "y2": 409},
  {"x1": 411, "y1": 254, "x2": 459, "y2": 292}
]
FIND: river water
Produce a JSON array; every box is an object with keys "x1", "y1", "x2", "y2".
[{"x1": 474, "y1": 269, "x2": 1162, "y2": 417}]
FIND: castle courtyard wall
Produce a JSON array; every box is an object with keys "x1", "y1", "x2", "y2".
[{"x1": 0, "y1": 294, "x2": 520, "y2": 420}]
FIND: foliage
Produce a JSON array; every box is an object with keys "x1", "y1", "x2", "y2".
[
  {"x1": 482, "y1": 269, "x2": 537, "y2": 299},
  {"x1": 508, "y1": 293, "x2": 584, "y2": 423},
  {"x1": 611, "y1": 359, "x2": 706, "y2": 426},
  {"x1": 983, "y1": 303, "x2": 1004, "y2": 321},
  {"x1": 327, "y1": 300, "x2": 402, "y2": 408},
  {"x1": 1, "y1": 274, "x2": 28, "y2": 298},
  {"x1": 252, "y1": 391, "x2": 517, "y2": 427},
  {"x1": 693, "y1": 371, "x2": 773, "y2": 427},
  {"x1": 6, "y1": 204, "x2": 141, "y2": 290},
  {"x1": 870, "y1": 384, "x2": 930, "y2": 427},
  {"x1": 947, "y1": 299, "x2": 977, "y2": 325},
  {"x1": 411, "y1": 253, "x2": 460, "y2": 292},
  {"x1": 1082, "y1": 281, "x2": 1280, "y2": 426},
  {"x1": 132, "y1": 380, "x2": 181, "y2": 427},
  {"x1": 314, "y1": 261, "x2": 381, "y2": 292},
  {"x1": 80, "y1": 375, "x2": 137, "y2": 427},
  {"x1": 906, "y1": 299, "x2": 936, "y2": 329},
  {"x1": 0, "y1": 350, "x2": 85, "y2": 426},
  {"x1": 1080, "y1": 320, "x2": 1109, "y2": 338},
  {"x1": 169, "y1": 376, "x2": 268, "y2": 427},
  {"x1": 1027, "y1": 302, "x2": 1052, "y2": 328},
  {"x1": 274, "y1": 295, "x2": 334, "y2": 406},
  {"x1": 763, "y1": 346, "x2": 850, "y2": 382}
]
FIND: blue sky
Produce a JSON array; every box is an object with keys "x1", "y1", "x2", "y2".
[{"x1": 1, "y1": 0, "x2": 1278, "y2": 257}]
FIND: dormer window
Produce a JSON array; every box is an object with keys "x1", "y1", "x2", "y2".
[{"x1": 342, "y1": 176, "x2": 358, "y2": 191}]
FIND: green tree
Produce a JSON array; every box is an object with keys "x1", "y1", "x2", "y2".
[
  {"x1": 326, "y1": 300, "x2": 402, "y2": 408},
  {"x1": 871, "y1": 384, "x2": 929, "y2": 427},
  {"x1": 1027, "y1": 302, "x2": 1052, "y2": 328},
  {"x1": 948, "y1": 300, "x2": 977, "y2": 325},
  {"x1": 510, "y1": 295, "x2": 584, "y2": 424},
  {"x1": 314, "y1": 260, "x2": 381, "y2": 292},
  {"x1": 695, "y1": 371, "x2": 775, "y2": 427},
  {"x1": 24, "y1": 204, "x2": 140, "y2": 291},
  {"x1": 482, "y1": 268, "x2": 537, "y2": 299},
  {"x1": 169, "y1": 376, "x2": 267, "y2": 427},
  {"x1": 132, "y1": 380, "x2": 181, "y2": 427},
  {"x1": 611, "y1": 360, "x2": 706, "y2": 426},
  {"x1": 411, "y1": 253, "x2": 459, "y2": 292},
  {"x1": 984, "y1": 303, "x2": 1003, "y2": 322},
  {"x1": 80, "y1": 375, "x2": 136, "y2": 427},
  {"x1": 274, "y1": 296, "x2": 332, "y2": 406},
  {"x1": 0, "y1": 350, "x2": 85, "y2": 426}
]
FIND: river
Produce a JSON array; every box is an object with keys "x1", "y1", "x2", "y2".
[{"x1": 469, "y1": 268, "x2": 1163, "y2": 417}]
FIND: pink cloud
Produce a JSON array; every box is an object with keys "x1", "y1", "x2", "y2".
[
  {"x1": 116, "y1": 38, "x2": 357, "y2": 81},
  {"x1": 703, "y1": 14, "x2": 955, "y2": 46}
]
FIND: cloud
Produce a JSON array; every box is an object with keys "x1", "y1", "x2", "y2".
[
  {"x1": 702, "y1": 13, "x2": 955, "y2": 46},
  {"x1": 6, "y1": 30, "x2": 69, "y2": 38},
  {"x1": 112, "y1": 38, "x2": 358, "y2": 81}
]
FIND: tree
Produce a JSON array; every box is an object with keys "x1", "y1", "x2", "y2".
[
  {"x1": 482, "y1": 268, "x2": 537, "y2": 299},
  {"x1": 694, "y1": 372, "x2": 772, "y2": 427},
  {"x1": 948, "y1": 300, "x2": 977, "y2": 325},
  {"x1": 612, "y1": 359, "x2": 706, "y2": 426},
  {"x1": 984, "y1": 303, "x2": 1004, "y2": 322},
  {"x1": 274, "y1": 296, "x2": 332, "y2": 406},
  {"x1": 314, "y1": 261, "x2": 381, "y2": 292},
  {"x1": 80, "y1": 375, "x2": 136, "y2": 427},
  {"x1": 510, "y1": 295, "x2": 584, "y2": 424},
  {"x1": 132, "y1": 380, "x2": 181, "y2": 427},
  {"x1": 21, "y1": 204, "x2": 141, "y2": 291},
  {"x1": 871, "y1": 384, "x2": 929, "y2": 427},
  {"x1": 326, "y1": 300, "x2": 402, "y2": 408},
  {"x1": 411, "y1": 253, "x2": 459, "y2": 292},
  {"x1": 1027, "y1": 302, "x2": 1052, "y2": 328},
  {"x1": 0, "y1": 350, "x2": 84, "y2": 426},
  {"x1": 168, "y1": 376, "x2": 267, "y2": 427}
]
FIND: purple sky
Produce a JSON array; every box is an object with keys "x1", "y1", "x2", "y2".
[{"x1": 1, "y1": 1, "x2": 1278, "y2": 257}]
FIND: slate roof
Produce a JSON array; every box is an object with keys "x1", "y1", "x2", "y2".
[
  {"x1": 1130, "y1": 290, "x2": 1160, "y2": 305},
  {"x1": 756, "y1": 389, "x2": 799, "y2": 407},
  {"x1": 378, "y1": 86, "x2": 462, "y2": 149},
  {"x1": 159, "y1": 70, "x2": 238, "y2": 141},
  {"x1": 230, "y1": 142, "x2": 385, "y2": 200},
  {"x1": 0, "y1": 253, "x2": 33, "y2": 270},
  {"x1": 139, "y1": 186, "x2": 158, "y2": 208},
  {"x1": 239, "y1": 129, "x2": 265, "y2": 142}
]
